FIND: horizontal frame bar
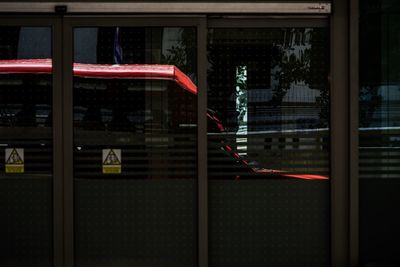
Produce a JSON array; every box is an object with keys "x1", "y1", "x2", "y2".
[
  {"x1": 0, "y1": 16, "x2": 57, "y2": 24},
  {"x1": 0, "y1": 2, "x2": 331, "y2": 14},
  {"x1": 63, "y1": 16, "x2": 205, "y2": 27},
  {"x1": 208, "y1": 18, "x2": 329, "y2": 28}
]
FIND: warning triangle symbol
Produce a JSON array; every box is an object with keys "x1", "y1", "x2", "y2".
[
  {"x1": 103, "y1": 149, "x2": 121, "y2": 165},
  {"x1": 6, "y1": 149, "x2": 23, "y2": 165}
]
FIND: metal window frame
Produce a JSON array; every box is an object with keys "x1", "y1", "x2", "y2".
[
  {"x1": 331, "y1": 0, "x2": 350, "y2": 266},
  {"x1": 349, "y1": 0, "x2": 359, "y2": 266},
  {"x1": 0, "y1": 16, "x2": 64, "y2": 267},
  {"x1": 207, "y1": 17, "x2": 329, "y2": 28},
  {"x1": 0, "y1": 2, "x2": 331, "y2": 14}
]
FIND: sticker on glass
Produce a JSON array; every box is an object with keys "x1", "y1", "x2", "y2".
[
  {"x1": 102, "y1": 149, "x2": 121, "y2": 174},
  {"x1": 5, "y1": 148, "x2": 24, "y2": 173}
]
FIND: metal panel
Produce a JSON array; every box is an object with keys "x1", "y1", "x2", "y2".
[
  {"x1": 62, "y1": 18, "x2": 74, "y2": 267},
  {"x1": 330, "y1": 0, "x2": 350, "y2": 266},
  {"x1": 349, "y1": 0, "x2": 359, "y2": 266},
  {"x1": 0, "y1": 2, "x2": 331, "y2": 14},
  {"x1": 52, "y1": 17, "x2": 64, "y2": 267},
  {"x1": 208, "y1": 17, "x2": 329, "y2": 28}
]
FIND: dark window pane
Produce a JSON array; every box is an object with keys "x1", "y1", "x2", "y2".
[
  {"x1": 360, "y1": 1, "x2": 400, "y2": 265},
  {"x1": 73, "y1": 27, "x2": 197, "y2": 267},
  {"x1": 207, "y1": 28, "x2": 330, "y2": 267},
  {"x1": 0, "y1": 27, "x2": 52, "y2": 267}
]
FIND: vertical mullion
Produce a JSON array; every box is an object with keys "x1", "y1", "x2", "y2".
[
  {"x1": 331, "y1": 0, "x2": 350, "y2": 266},
  {"x1": 349, "y1": 0, "x2": 359, "y2": 265},
  {"x1": 197, "y1": 17, "x2": 208, "y2": 267},
  {"x1": 53, "y1": 16, "x2": 64, "y2": 267},
  {"x1": 63, "y1": 18, "x2": 74, "y2": 267}
]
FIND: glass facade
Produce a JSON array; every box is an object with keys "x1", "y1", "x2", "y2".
[
  {"x1": 360, "y1": 0, "x2": 400, "y2": 265},
  {"x1": 3, "y1": 4, "x2": 395, "y2": 265}
]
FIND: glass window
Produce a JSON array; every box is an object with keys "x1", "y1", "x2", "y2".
[
  {"x1": 360, "y1": 1, "x2": 400, "y2": 265},
  {"x1": 0, "y1": 26, "x2": 53, "y2": 267},
  {"x1": 207, "y1": 27, "x2": 330, "y2": 266},
  {"x1": 73, "y1": 27, "x2": 197, "y2": 267}
]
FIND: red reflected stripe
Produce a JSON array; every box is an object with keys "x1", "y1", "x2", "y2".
[
  {"x1": 0, "y1": 58, "x2": 52, "y2": 73},
  {"x1": 251, "y1": 168, "x2": 329, "y2": 180},
  {"x1": 207, "y1": 113, "x2": 225, "y2": 131},
  {"x1": 281, "y1": 174, "x2": 329, "y2": 180},
  {"x1": 0, "y1": 58, "x2": 198, "y2": 94}
]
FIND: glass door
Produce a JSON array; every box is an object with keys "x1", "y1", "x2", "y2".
[
  {"x1": 63, "y1": 17, "x2": 203, "y2": 267},
  {"x1": 206, "y1": 19, "x2": 331, "y2": 267},
  {"x1": 0, "y1": 17, "x2": 62, "y2": 267}
]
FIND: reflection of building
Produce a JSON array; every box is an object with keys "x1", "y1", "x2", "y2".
[
  {"x1": 247, "y1": 83, "x2": 323, "y2": 131},
  {"x1": 247, "y1": 29, "x2": 327, "y2": 132}
]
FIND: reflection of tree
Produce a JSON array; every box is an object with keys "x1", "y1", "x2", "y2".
[
  {"x1": 207, "y1": 28, "x2": 330, "y2": 130},
  {"x1": 161, "y1": 28, "x2": 196, "y2": 81},
  {"x1": 271, "y1": 29, "x2": 330, "y2": 128},
  {"x1": 163, "y1": 43, "x2": 186, "y2": 67},
  {"x1": 316, "y1": 84, "x2": 329, "y2": 128},
  {"x1": 271, "y1": 45, "x2": 311, "y2": 106}
]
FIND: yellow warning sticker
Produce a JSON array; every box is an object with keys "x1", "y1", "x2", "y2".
[
  {"x1": 102, "y1": 149, "x2": 121, "y2": 174},
  {"x1": 5, "y1": 148, "x2": 24, "y2": 173}
]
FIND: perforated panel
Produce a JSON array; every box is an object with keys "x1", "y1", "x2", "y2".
[
  {"x1": 0, "y1": 178, "x2": 52, "y2": 267},
  {"x1": 209, "y1": 180, "x2": 329, "y2": 267},
  {"x1": 74, "y1": 179, "x2": 196, "y2": 267}
]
